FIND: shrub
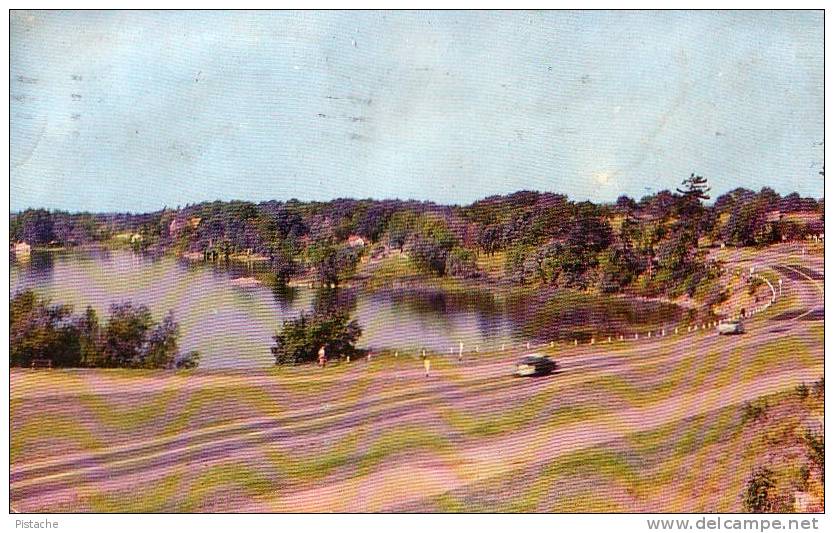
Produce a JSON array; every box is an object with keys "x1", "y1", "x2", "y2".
[
  {"x1": 409, "y1": 235, "x2": 453, "y2": 276},
  {"x1": 445, "y1": 247, "x2": 480, "y2": 278},
  {"x1": 742, "y1": 400, "x2": 768, "y2": 424},
  {"x1": 743, "y1": 466, "x2": 791, "y2": 513},
  {"x1": 748, "y1": 277, "x2": 766, "y2": 296},
  {"x1": 795, "y1": 382, "x2": 810, "y2": 399},
  {"x1": 175, "y1": 350, "x2": 201, "y2": 369},
  {"x1": 804, "y1": 430, "x2": 824, "y2": 482},
  {"x1": 812, "y1": 377, "x2": 824, "y2": 399},
  {"x1": 504, "y1": 244, "x2": 536, "y2": 284},
  {"x1": 794, "y1": 464, "x2": 811, "y2": 491}
]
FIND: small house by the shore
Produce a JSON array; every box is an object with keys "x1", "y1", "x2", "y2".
[
  {"x1": 347, "y1": 235, "x2": 366, "y2": 248},
  {"x1": 12, "y1": 241, "x2": 31, "y2": 255}
]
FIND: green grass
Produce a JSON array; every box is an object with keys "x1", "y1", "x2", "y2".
[
  {"x1": 441, "y1": 395, "x2": 599, "y2": 438},
  {"x1": 11, "y1": 412, "x2": 104, "y2": 463},
  {"x1": 420, "y1": 384, "x2": 823, "y2": 513},
  {"x1": 475, "y1": 251, "x2": 506, "y2": 279},
  {"x1": 85, "y1": 461, "x2": 277, "y2": 512},
  {"x1": 422, "y1": 399, "x2": 746, "y2": 512},
  {"x1": 358, "y1": 253, "x2": 422, "y2": 290}
]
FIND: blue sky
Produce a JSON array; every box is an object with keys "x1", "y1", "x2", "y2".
[{"x1": 10, "y1": 10, "x2": 823, "y2": 213}]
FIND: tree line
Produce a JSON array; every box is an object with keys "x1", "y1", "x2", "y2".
[{"x1": 11, "y1": 178, "x2": 823, "y2": 300}]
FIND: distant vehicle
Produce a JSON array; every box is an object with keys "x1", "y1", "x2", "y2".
[
  {"x1": 514, "y1": 354, "x2": 558, "y2": 377},
  {"x1": 718, "y1": 319, "x2": 745, "y2": 335}
]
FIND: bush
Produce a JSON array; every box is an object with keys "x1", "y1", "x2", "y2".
[
  {"x1": 744, "y1": 466, "x2": 777, "y2": 512},
  {"x1": 504, "y1": 244, "x2": 536, "y2": 284},
  {"x1": 445, "y1": 247, "x2": 480, "y2": 278},
  {"x1": 812, "y1": 377, "x2": 824, "y2": 399},
  {"x1": 804, "y1": 430, "x2": 824, "y2": 482},
  {"x1": 748, "y1": 277, "x2": 766, "y2": 296},
  {"x1": 409, "y1": 235, "x2": 452, "y2": 276},
  {"x1": 742, "y1": 400, "x2": 768, "y2": 424},
  {"x1": 175, "y1": 350, "x2": 201, "y2": 369},
  {"x1": 743, "y1": 466, "x2": 793, "y2": 513},
  {"x1": 272, "y1": 309, "x2": 363, "y2": 365},
  {"x1": 795, "y1": 382, "x2": 810, "y2": 399}
]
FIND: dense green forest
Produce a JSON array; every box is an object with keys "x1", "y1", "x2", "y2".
[{"x1": 10, "y1": 176, "x2": 824, "y2": 301}]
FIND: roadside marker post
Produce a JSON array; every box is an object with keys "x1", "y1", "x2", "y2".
[{"x1": 574, "y1": 339, "x2": 578, "y2": 346}]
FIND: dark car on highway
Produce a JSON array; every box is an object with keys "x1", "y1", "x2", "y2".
[{"x1": 514, "y1": 354, "x2": 558, "y2": 377}]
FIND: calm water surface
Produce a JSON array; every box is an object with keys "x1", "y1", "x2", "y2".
[{"x1": 11, "y1": 249, "x2": 686, "y2": 369}]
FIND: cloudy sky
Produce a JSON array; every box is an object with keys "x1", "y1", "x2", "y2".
[{"x1": 10, "y1": 10, "x2": 823, "y2": 212}]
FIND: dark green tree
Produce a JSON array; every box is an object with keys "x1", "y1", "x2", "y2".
[
  {"x1": 10, "y1": 290, "x2": 80, "y2": 367},
  {"x1": 77, "y1": 306, "x2": 102, "y2": 367},
  {"x1": 272, "y1": 309, "x2": 363, "y2": 365},
  {"x1": 307, "y1": 242, "x2": 361, "y2": 287},
  {"x1": 676, "y1": 173, "x2": 712, "y2": 236},
  {"x1": 102, "y1": 302, "x2": 154, "y2": 367}
]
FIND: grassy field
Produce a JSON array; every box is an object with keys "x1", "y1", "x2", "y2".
[
  {"x1": 408, "y1": 383, "x2": 824, "y2": 512},
  {"x1": 11, "y1": 314, "x2": 823, "y2": 512}
]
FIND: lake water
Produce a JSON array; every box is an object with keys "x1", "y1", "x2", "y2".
[{"x1": 10, "y1": 248, "x2": 687, "y2": 369}]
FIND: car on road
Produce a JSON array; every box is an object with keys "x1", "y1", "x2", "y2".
[
  {"x1": 514, "y1": 354, "x2": 558, "y2": 377},
  {"x1": 718, "y1": 319, "x2": 745, "y2": 335}
]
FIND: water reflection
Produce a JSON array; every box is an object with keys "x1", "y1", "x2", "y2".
[
  {"x1": 11, "y1": 249, "x2": 691, "y2": 368},
  {"x1": 313, "y1": 287, "x2": 357, "y2": 315}
]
